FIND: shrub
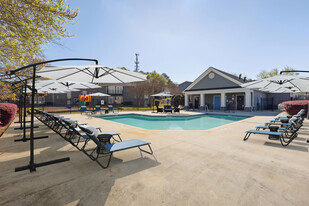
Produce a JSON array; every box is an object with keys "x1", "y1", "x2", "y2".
[
  {"x1": 172, "y1": 94, "x2": 184, "y2": 108},
  {"x1": 282, "y1": 100, "x2": 309, "y2": 116},
  {"x1": 0, "y1": 103, "x2": 17, "y2": 137},
  {"x1": 0, "y1": 103, "x2": 18, "y2": 126}
]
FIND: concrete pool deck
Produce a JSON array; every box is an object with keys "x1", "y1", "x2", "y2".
[{"x1": 0, "y1": 111, "x2": 309, "y2": 205}]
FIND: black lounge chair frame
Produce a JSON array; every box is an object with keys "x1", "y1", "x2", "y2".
[
  {"x1": 156, "y1": 105, "x2": 163, "y2": 113},
  {"x1": 79, "y1": 126, "x2": 153, "y2": 168},
  {"x1": 243, "y1": 118, "x2": 302, "y2": 147},
  {"x1": 164, "y1": 105, "x2": 173, "y2": 113}
]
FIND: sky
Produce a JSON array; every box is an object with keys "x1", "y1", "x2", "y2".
[{"x1": 42, "y1": 0, "x2": 309, "y2": 84}]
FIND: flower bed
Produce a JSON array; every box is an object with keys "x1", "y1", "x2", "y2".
[
  {"x1": 0, "y1": 103, "x2": 18, "y2": 137},
  {"x1": 282, "y1": 100, "x2": 309, "y2": 116}
]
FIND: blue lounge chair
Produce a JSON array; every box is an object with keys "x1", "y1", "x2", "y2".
[
  {"x1": 108, "y1": 105, "x2": 119, "y2": 114},
  {"x1": 79, "y1": 126, "x2": 153, "y2": 168},
  {"x1": 275, "y1": 109, "x2": 305, "y2": 120},
  {"x1": 95, "y1": 105, "x2": 104, "y2": 115},
  {"x1": 264, "y1": 116, "x2": 303, "y2": 130},
  {"x1": 80, "y1": 106, "x2": 94, "y2": 117},
  {"x1": 243, "y1": 118, "x2": 301, "y2": 146},
  {"x1": 164, "y1": 105, "x2": 173, "y2": 113}
]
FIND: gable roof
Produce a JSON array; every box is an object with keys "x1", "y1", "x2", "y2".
[
  {"x1": 178, "y1": 81, "x2": 193, "y2": 92},
  {"x1": 212, "y1": 68, "x2": 246, "y2": 83},
  {"x1": 179, "y1": 81, "x2": 193, "y2": 86},
  {"x1": 185, "y1": 67, "x2": 245, "y2": 91}
]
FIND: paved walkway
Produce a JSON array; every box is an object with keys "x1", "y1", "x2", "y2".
[{"x1": 0, "y1": 111, "x2": 308, "y2": 205}]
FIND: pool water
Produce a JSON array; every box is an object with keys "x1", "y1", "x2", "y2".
[{"x1": 99, "y1": 114, "x2": 248, "y2": 130}]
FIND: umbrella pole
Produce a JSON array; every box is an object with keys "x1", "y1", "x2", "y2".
[{"x1": 7, "y1": 58, "x2": 100, "y2": 172}]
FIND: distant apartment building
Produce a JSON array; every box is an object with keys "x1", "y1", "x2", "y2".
[{"x1": 39, "y1": 83, "x2": 146, "y2": 107}]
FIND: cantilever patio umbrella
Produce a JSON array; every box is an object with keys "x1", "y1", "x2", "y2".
[
  {"x1": 37, "y1": 65, "x2": 147, "y2": 83},
  {"x1": 34, "y1": 87, "x2": 80, "y2": 106},
  {"x1": 35, "y1": 80, "x2": 101, "y2": 90},
  {"x1": 34, "y1": 80, "x2": 101, "y2": 106},
  {"x1": 89, "y1": 92, "x2": 110, "y2": 107},
  {"x1": 241, "y1": 75, "x2": 309, "y2": 93},
  {"x1": 151, "y1": 92, "x2": 173, "y2": 112}
]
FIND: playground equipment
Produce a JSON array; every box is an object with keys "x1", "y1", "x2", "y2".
[{"x1": 78, "y1": 95, "x2": 91, "y2": 108}]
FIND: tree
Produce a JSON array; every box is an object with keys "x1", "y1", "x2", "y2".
[
  {"x1": 127, "y1": 81, "x2": 150, "y2": 107},
  {"x1": 281, "y1": 66, "x2": 299, "y2": 76},
  {"x1": 0, "y1": 0, "x2": 78, "y2": 101},
  {"x1": 147, "y1": 70, "x2": 167, "y2": 87},
  {"x1": 0, "y1": 57, "x2": 46, "y2": 102},
  {"x1": 257, "y1": 66, "x2": 299, "y2": 79},
  {"x1": 171, "y1": 94, "x2": 184, "y2": 107},
  {"x1": 167, "y1": 81, "x2": 179, "y2": 94},
  {"x1": 162, "y1": 73, "x2": 171, "y2": 83},
  {"x1": 0, "y1": 0, "x2": 78, "y2": 68}
]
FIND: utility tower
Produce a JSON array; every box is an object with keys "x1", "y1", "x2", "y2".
[{"x1": 134, "y1": 53, "x2": 139, "y2": 72}]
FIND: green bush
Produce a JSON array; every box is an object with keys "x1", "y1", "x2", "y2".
[{"x1": 172, "y1": 94, "x2": 184, "y2": 107}]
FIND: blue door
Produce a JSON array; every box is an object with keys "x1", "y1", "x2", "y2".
[{"x1": 214, "y1": 96, "x2": 221, "y2": 110}]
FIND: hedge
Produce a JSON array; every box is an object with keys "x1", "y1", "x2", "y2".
[
  {"x1": 282, "y1": 100, "x2": 309, "y2": 116},
  {"x1": 0, "y1": 103, "x2": 18, "y2": 137}
]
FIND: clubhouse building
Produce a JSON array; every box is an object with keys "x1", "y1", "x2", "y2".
[{"x1": 183, "y1": 67, "x2": 291, "y2": 111}]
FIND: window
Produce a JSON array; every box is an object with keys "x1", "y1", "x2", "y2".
[
  {"x1": 115, "y1": 96, "x2": 123, "y2": 104},
  {"x1": 108, "y1": 86, "x2": 123, "y2": 94},
  {"x1": 108, "y1": 86, "x2": 115, "y2": 94},
  {"x1": 108, "y1": 96, "x2": 115, "y2": 104},
  {"x1": 108, "y1": 96, "x2": 123, "y2": 104},
  {"x1": 116, "y1": 86, "x2": 123, "y2": 94}
]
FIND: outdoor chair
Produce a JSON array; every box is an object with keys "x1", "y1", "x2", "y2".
[
  {"x1": 174, "y1": 106, "x2": 180, "y2": 113},
  {"x1": 80, "y1": 106, "x2": 93, "y2": 117},
  {"x1": 164, "y1": 105, "x2": 173, "y2": 113},
  {"x1": 95, "y1": 105, "x2": 103, "y2": 115},
  {"x1": 243, "y1": 117, "x2": 302, "y2": 146},
  {"x1": 273, "y1": 110, "x2": 305, "y2": 122},
  {"x1": 108, "y1": 105, "x2": 119, "y2": 114},
  {"x1": 265, "y1": 116, "x2": 303, "y2": 130},
  {"x1": 258, "y1": 116, "x2": 302, "y2": 132},
  {"x1": 156, "y1": 105, "x2": 163, "y2": 113},
  {"x1": 79, "y1": 126, "x2": 153, "y2": 168}
]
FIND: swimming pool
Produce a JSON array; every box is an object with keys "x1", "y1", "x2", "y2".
[{"x1": 99, "y1": 114, "x2": 248, "y2": 130}]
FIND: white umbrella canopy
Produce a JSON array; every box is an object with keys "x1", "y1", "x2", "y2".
[
  {"x1": 241, "y1": 75, "x2": 309, "y2": 93},
  {"x1": 27, "y1": 87, "x2": 79, "y2": 94},
  {"x1": 89, "y1": 92, "x2": 110, "y2": 107},
  {"x1": 37, "y1": 65, "x2": 147, "y2": 83},
  {"x1": 259, "y1": 87, "x2": 300, "y2": 93},
  {"x1": 89, "y1": 92, "x2": 110, "y2": 97},
  {"x1": 35, "y1": 80, "x2": 101, "y2": 90},
  {"x1": 151, "y1": 92, "x2": 173, "y2": 97}
]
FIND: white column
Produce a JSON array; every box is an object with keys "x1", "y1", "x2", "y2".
[
  {"x1": 245, "y1": 91, "x2": 251, "y2": 108},
  {"x1": 185, "y1": 94, "x2": 189, "y2": 107},
  {"x1": 200, "y1": 93, "x2": 205, "y2": 107},
  {"x1": 220, "y1": 92, "x2": 226, "y2": 108}
]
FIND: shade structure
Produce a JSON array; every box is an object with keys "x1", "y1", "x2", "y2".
[
  {"x1": 28, "y1": 87, "x2": 80, "y2": 106},
  {"x1": 151, "y1": 92, "x2": 173, "y2": 97},
  {"x1": 89, "y1": 92, "x2": 110, "y2": 97},
  {"x1": 89, "y1": 92, "x2": 110, "y2": 107},
  {"x1": 37, "y1": 87, "x2": 79, "y2": 94},
  {"x1": 37, "y1": 65, "x2": 147, "y2": 83},
  {"x1": 35, "y1": 80, "x2": 101, "y2": 90},
  {"x1": 258, "y1": 85, "x2": 301, "y2": 93},
  {"x1": 241, "y1": 75, "x2": 309, "y2": 93},
  {"x1": 151, "y1": 92, "x2": 173, "y2": 112}
]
